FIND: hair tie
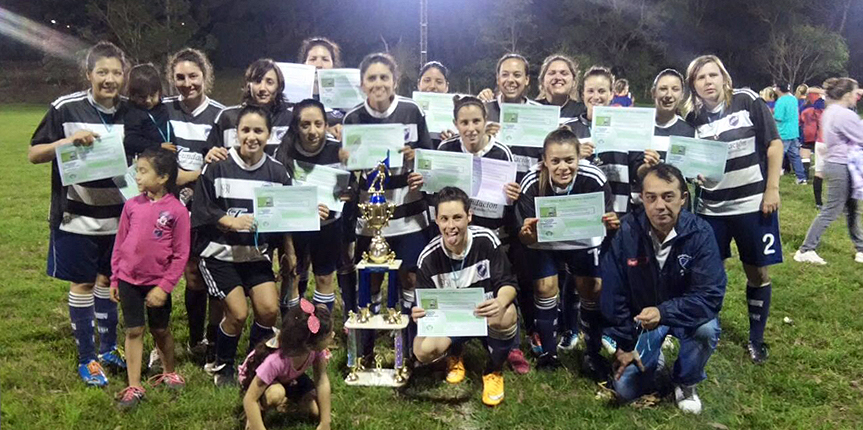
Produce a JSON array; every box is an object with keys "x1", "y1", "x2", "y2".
[{"x1": 299, "y1": 298, "x2": 320, "y2": 334}]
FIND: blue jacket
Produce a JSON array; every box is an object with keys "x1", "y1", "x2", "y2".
[{"x1": 600, "y1": 207, "x2": 727, "y2": 352}]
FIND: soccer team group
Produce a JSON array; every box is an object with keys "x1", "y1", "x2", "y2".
[{"x1": 27, "y1": 35, "x2": 859, "y2": 428}]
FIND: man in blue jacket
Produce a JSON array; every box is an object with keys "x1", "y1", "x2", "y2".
[{"x1": 601, "y1": 164, "x2": 726, "y2": 414}]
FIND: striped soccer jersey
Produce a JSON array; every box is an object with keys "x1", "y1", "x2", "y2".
[
  {"x1": 191, "y1": 147, "x2": 291, "y2": 262},
  {"x1": 565, "y1": 113, "x2": 632, "y2": 215},
  {"x1": 164, "y1": 96, "x2": 225, "y2": 172},
  {"x1": 437, "y1": 136, "x2": 514, "y2": 235},
  {"x1": 31, "y1": 90, "x2": 127, "y2": 235},
  {"x1": 207, "y1": 103, "x2": 293, "y2": 156},
  {"x1": 343, "y1": 96, "x2": 433, "y2": 237},
  {"x1": 417, "y1": 225, "x2": 516, "y2": 295},
  {"x1": 516, "y1": 160, "x2": 613, "y2": 251},
  {"x1": 690, "y1": 90, "x2": 780, "y2": 216}
]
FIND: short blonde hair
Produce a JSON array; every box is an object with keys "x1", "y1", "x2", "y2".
[
  {"x1": 759, "y1": 87, "x2": 776, "y2": 102},
  {"x1": 683, "y1": 55, "x2": 734, "y2": 117}
]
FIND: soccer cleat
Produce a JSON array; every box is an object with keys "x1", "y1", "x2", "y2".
[
  {"x1": 793, "y1": 249, "x2": 827, "y2": 265},
  {"x1": 507, "y1": 349, "x2": 530, "y2": 375},
  {"x1": 557, "y1": 330, "x2": 580, "y2": 351},
  {"x1": 855, "y1": 252, "x2": 863, "y2": 263},
  {"x1": 187, "y1": 340, "x2": 209, "y2": 365},
  {"x1": 147, "y1": 349, "x2": 162, "y2": 374},
  {"x1": 203, "y1": 361, "x2": 218, "y2": 375},
  {"x1": 78, "y1": 360, "x2": 109, "y2": 387},
  {"x1": 115, "y1": 386, "x2": 146, "y2": 411},
  {"x1": 445, "y1": 355, "x2": 466, "y2": 385},
  {"x1": 212, "y1": 363, "x2": 237, "y2": 387},
  {"x1": 581, "y1": 353, "x2": 611, "y2": 382},
  {"x1": 529, "y1": 333, "x2": 543, "y2": 356},
  {"x1": 796, "y1": 179, "x2": 807, "y2": 185},
  {"x1": 99, "y1": 348, "x2": 127, "y2": 371},
  {"x1": 747, "y1": 342, "x2": 769, "y2": 364},
  {"x1": 481, "y1": 372, "x2": 505, "y2": 406},
  {"x1": 536, "y1": 352, "x2": 561, "y2": 370},
  {"x1": 674, "y1": 385, "x2": 702, "y2": 414},
  {"x1": 148, "y1": 372, "x2": 186, "y2": 390},
  {"x1": 601, "y1": 335, "x2": 618, "y2": 355}
]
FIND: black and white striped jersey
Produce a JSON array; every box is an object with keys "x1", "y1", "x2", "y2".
[
  {"x1": 486, "y1": 95, "x2": 544, "y2": 181},
  {"x1": 564, "y1": 113, "x2": 631, "y2": 215},
  {"x1": 690, "y1": 89, "x2": 780, "y2": 216},
  {"x1": 437, "y1": 136, "x2": 514, "y2": 235},
  {"x1": 417, "y1": 225, "x2": 516, "y2": 295},
  {"x1": 164, "y1": 96, "x2": 225, "y2": 172},
  {"x1": 516, "y1": 160, "x2": 613, "y2": 251},
  {"x1": 629, "y1": 116, "x2": 696, "y2": 201},
  {"x1": 343, "y1": 96, "x2": 433, "y2": 237},
  {"x1": 191, "y1": 147, "x2": 291, "y2": 262},
  {"x1": 206, "y1": 103, "x2": 293, "y2": 156},
  {"x1": 31, "y1": 90, "x2": 127, "y2": 235}
]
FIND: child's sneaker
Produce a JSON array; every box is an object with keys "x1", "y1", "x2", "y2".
[
  {"x1": 481, "y1": 372, "x2": 505, "y2": 406},
  {"x1": 445, "y1": 356, "x2": 466, "y2": 384},
  {"x1": 116, "y1": 386, "x2": 146, "y2": 411},
  {"x1": 149, "y1": 372, "x2": 186, "y2": 390},
  {"x1": 99, "y1": 348, "x2": 127, "y2": 371},
  {"x1": 78, "y1": 360, "x2": 109, "y2": 387}
]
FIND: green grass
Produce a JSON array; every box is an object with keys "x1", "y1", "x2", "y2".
[{"x1": 2, "y1": 103, "x2": 863, "y2": 429}]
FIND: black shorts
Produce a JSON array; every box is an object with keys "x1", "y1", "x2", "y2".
[
  {"x1": 199, "y1": 258, "x2": 275, "y2": 300},
  {"x1": 293, "y1": 221, "x2": 341, "y2": 276},
  {"x1": 117, "y1": 280, "x2": 172, "y2": 329}
]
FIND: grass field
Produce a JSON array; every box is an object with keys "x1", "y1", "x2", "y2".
[{"x1": 2, "y1": 103, "x2": 862, "y2": 430}]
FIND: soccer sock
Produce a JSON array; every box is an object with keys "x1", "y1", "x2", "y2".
[
  {"x1": 93, "y1": 285, "x2": 118, "y2": 354},
  {"x1": 562, "y1": 277, "x2": 580, "y2": 334},
  {"x1": 747, "y1": 283, "x2": 772, "y2": 346},
  {"x1": 69, "y1": 292, "x2": 97, "y2": 364},
  {"x1": 486, "y1": 324, "x2": 518, "y2": 374},
  {"x1": 216, "y1": 322, "x2": 240, "y2": 366},
  {"x1": 579, "y1": 300, "x2": 602, "y2": 356},
  {"x1": 248, "y1": 322, "x2": 274, "y2": 354},
  {"x1": 534, "y1": 295, "x2": 559, "y2": 356},
  {"x1": 298, "y1": 275, "x2": 309, "y2": 299},
  {"x1": 337, "y1": 271, "x2": 357, "y2": 321},
  {"x1": 313, "y1": 291, "x2": 336, "y2": 311},
  {"x1": 185, "y1": 287, "x2": 208, "y2": 345},
  {"x1": 281, "y1": 296, "x2": 300, "y2": 317},
  {"x1": 517, "y1": 278, "x2": 535, "y2": 333},
  {"x1": 813, "y1": 176, "x2": 823, "y2": 206},
  {"x1": 802, "y1": 160, "x2": 811, "y2": 180}
]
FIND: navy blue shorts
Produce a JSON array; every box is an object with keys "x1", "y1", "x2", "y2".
[
  {"x1": 525, "y1": 247, "x2": 602, "y2": 281},
  {"x1": 199, "y1": 258, "x2": 276, "y2": 300},
  {"x1": 700, "y1": 211, "x2": 783, "y2": 267},
  {"x1": 47, "y1": 227, "x2": 114, "y2": 283},
  {"x1": 356, "y1": 229, "x2": 430, "y2": 271},
  {"x1": 293, "y1": 221, "x2": 341, "y2": 276}
]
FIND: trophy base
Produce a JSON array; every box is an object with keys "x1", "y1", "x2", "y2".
[
  {"x1": 344, "y1": 368, "x2": 409, "y2": 387},
  {"x1": 344, "y1": 312, "x2": 408, "y2": 330}
]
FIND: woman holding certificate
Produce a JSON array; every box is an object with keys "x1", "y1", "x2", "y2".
[
  {"x1": 683, "y1": 55, "x2": 783, "y2": 364},
  {"x1": 516, "y1": 126, "x2": 618, "y2": 377},
  {"x1": 417, "y1": 61, "x2": 457, "y2": 145},
  {"x1": 204, "y1": 59, "x2": 293, "y2": 159},
  {"x1": 300, "y1": 37, "x2": 346, "y2": 133},
  {"x1": 192, "y1": 105, "x2": 327, "y2": 386},
  {"x1": 29, "y1": 41, "x2": 130, "y2": 386},
  {"x1": 343, "y1": 52, "x2": 433, "y2": 360},
  {"x1": 535, "y1": 54, "x2": 586, "y2": 122}
]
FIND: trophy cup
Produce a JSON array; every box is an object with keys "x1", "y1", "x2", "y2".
[{"x1": 343, "y1": 159, "x2": 410, "y2": 387}]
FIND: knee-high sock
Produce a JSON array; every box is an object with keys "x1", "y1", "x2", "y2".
[
  {"x1": 337, "y1": 271, "x2": 357, "y2": 322},
  {"x1": 185, "y1": 287, "x2": 208, "y2": 345},
  {"x1": 485, "y1": 323, "x2": 518, "y2": 374},
  {"x1": 216, "y1": 322, "x2": 240, "y2": 366},
  {"x1": 747, "y1": 283, "x2": 772, "y2": 346},
  {"x1": 802, "y1": 159, "x2": 811, "y2": 180},
  {"x1": 561, "y1": 276, "x2": 580, "y2": 334},
  {"x1": 534, "y1": 295, "x2": 559, "y2": 356},
  {"x1": 313, "y1": 291, "x2": 336, "y2": 311},
  {"x1": 813, "y1": 176, "x2": 823, "y2": 206},
  {"x1": 69, "y1": 292, "x2": 96, "y2": 364},
  {"x1": 579, "y1": 300, "x2": 602, "y2": 356},
  {"x1": 298, "y1": 275, "x2": 309, "y2": 300},
  {"x1": 93, "y1": 285, "x2": 117, "y2": 354},
  {"x1": 248, "y1": 322, "x2": 274, "y2": 354}
]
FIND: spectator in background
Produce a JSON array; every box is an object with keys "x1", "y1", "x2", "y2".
[
  {"x1": 799, "y1": 87, "x2": 825, "y2": 186},
  {"x1": 760, "y1": 87, "x2": 777, "y2": 111},
  {"x1": 611, "y1": 79, "x2": 634, "y2": 107},
  {"x1": 774, "y1": 82, "x2": 807, "y2": 184}
]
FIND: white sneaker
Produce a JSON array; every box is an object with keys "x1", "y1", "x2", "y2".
[
  {"x1": 855, "y1": 252, "x2": 863, "y2": 263},
  {"x1": 675, "y1": 385, "x2": 702, "y2": 414},
  {"x1": 794, "y1": 249, "x2": 827, "y2": 265}
]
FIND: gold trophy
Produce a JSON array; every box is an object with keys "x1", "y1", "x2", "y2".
[{"x1": 359, "y1": 162, "x2": 396, "y2": 264}]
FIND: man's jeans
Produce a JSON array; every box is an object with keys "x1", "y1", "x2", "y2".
[
  {"x1": 613, "y1": 318, "x2": 721, "y2": 402},
  {"x1": 784, "y1": 138, "x2": 807, "y2": 181}
]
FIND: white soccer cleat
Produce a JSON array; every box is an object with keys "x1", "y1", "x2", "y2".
[
  {"x1": 675, "y1": 385, "x2": 702, "y2": 415},
  {"x1": 793, "y1": 250, "x2": 826, "y2": 265}
]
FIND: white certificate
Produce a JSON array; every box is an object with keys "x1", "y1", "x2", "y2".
[
  {"x1": 666, "y1": 136, "x2": 729, "y2": 182},
  {"x1": 342, "y1": 124, "x2": 405, "y2": 170},
  {"x1": 412, "y1": 91, "x2": 456, "y2": 134},
  {"x1": 253, "y1": 185, "x2": 320, "y2": 233},
  {"x1": 471, "y1": 156, "x2": 517, "y2": 206},
  {"x1": 415, "y1": 149, "x2": 517, "y2": 205},
  {"x1": 416, "y1": 288, "x2": 488, "y2": 338},
  {"x1": 55, "y1": 131, "x2": 128, "y2": 186},
  {"x1": 276, "y1": 62, "x2": 316, "y2": 104},
  {"x1": 317, "y1": 68, "x2": 365, "y2": 110},
  {"x1": 591, "y1": 106, "x2": 656, "y2": 153},
  {"x1": 498, "y1": 103, "x2": 560, "y2": 148},
  {"x1": 112, "y1": 161, "x2": 139, "y2": 201},
  {"x1": 292, "y1": 160, "x2": 350, "y2": 212},
  {"x1": 535, "y1": 192, "x2": 606, "y2": 242}
]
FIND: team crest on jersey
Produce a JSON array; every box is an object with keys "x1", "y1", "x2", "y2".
[
  {"x1": 677, "y1": 254, "x2": 692, "y2": 270},
  {"x1": 477, "y1": 260, "x2": 490, "y2": 279},
  {"x1": 227, "y1": 207, "x2": 248, "y2": 217}
]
